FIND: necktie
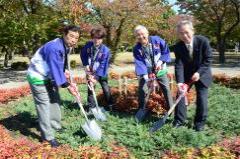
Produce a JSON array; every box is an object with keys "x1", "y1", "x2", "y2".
[
  {"x1": 64, "y1": 48, "x2": 70, "y2": 70},
  {"x1": 143, "y1": 44, "x2": 154, "y2": 67},
  {"x1": 187, "y1": 44, "x2": 193, "y2": 59}
]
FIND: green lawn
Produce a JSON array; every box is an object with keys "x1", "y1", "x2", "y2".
[{"x1": 0, "y1": 81, "x2": 239, "y2": 158}]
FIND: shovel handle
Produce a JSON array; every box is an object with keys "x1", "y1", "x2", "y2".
[
  {"x1": 75, "y1": 93, "x2": 90, "y2": 121},
  {"x1": 87, "y1": 82, "x2": 100, "y2": 110},
  {"x1": 66, "y1": 50, "x2": 92, "y2": 123},
  {"x1": 167, "y1": 80, "x2": 194, "y2": 115},
  {"x1": 67, "y1": 62, "x2": 90, "y2": 121}
]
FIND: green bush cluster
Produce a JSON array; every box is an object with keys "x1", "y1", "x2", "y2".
[{"x1": 11, "y1": 62, "x2": 28, "y2": 70}]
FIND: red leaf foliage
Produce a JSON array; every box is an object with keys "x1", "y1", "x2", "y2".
[
  {"x1": 98, "y1": 72, "x2": 196, "y2": 115},
  {"x1": 162, "y1": 137, "x2": 240, "y2": 158},
  {"x1": 0, "y1": 85, "x2": 31, "y2": 104},
  {"x1": 0, "y1": 125, "x2": 133, "y2": 158},
  {"x1": 213, "y1": 74, "x2": 240, "y2": 89},
  {"x1": 219, "y1": 137, "x2": 240, "y2": 157}
]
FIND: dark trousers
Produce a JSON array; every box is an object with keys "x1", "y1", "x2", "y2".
[
  {"x1": 138, "y1": 74, "x2": 173, "y2": 110},
  {"x1": 87, "y1": 77, "x2": 113, "y2": 108},
  {"x1": 174, "y1": 81, "x2": 208, "y2": 126}
]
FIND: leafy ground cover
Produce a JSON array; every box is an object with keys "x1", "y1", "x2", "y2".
[{"x1": 0, "y1": 77, "x2": 239, "y2": 158}]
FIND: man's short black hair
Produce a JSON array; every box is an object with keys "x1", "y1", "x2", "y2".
[
  {"x1": 90, "y1": 26, "x2": 106, "y2": 39},
  {"x1": 63, "y1": 25, "x2": 81, "y2": 35}
]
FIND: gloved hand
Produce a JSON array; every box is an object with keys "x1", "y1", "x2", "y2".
[
  {"x1": 85, "y1": 65, "x2": 97, "y2": 85},
  {"x1": 85, "y1": 65, "x2": 92, "y2": 75},
  {"x1": 148, "y1": 73, "x2": 156, "y2": 80},
  {"x1": 67, "y1": 83, "x2": 78, "y2": 96},
  {"x1": 87, "y1": 74, "x2": 97, "y2": 85},
  {"x1": 191, "y1": 72, "x2": 200, "y2": 82},
  {"x1": 155, "y1": 66, "x2": 162, "y2": 71},
  {"x1": 64, "y1": 70, "x2": 70, "y2": 80},
  {"x1": 177, "y1": 83, "x2": 189, "y2": 94},
  {"x1": 155, "y1": 61, "x2": 163, "y2": 71},
  {"x1": 146, "y1": 73, "x2": 155, "y2": 88}
]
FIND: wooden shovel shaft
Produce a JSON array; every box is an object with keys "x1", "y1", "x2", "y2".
[
  {"x1": 75, "y1": 93, "x2": 90, "y2": 122},
  {"x1": 167, "y1": 80, "x2": 194, "y2": 115},
  {"x1": 67, "y1": 50, "x2": 90, "y2": 123},
  {"x1": 87, "y1": 82, "x2": 100, "y2": 110},
  {"x1": 167, "y1": 93, "x2": 185, "y2": 115}
]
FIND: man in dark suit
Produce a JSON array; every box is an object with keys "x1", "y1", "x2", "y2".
[{"x1": 173, "y1": 20, "x2": 213, "y2": 131}]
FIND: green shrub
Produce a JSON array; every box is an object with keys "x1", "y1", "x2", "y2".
[{"x1": 11, "y1": 62, "x2": 28, "y2": 70}]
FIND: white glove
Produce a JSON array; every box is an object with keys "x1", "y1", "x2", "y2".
[{"x1": 177, "y1": 83, "x2": 189, "y2": 94}]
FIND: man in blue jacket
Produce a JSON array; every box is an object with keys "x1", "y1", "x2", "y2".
[
  {"x1": 80, "y1": 26, "x2": 113, "y2": 111},
  {"x1": 27, "y1": 25, "x2": 80, "y2": 147},
  {"x1": 133, "y1": 25, "x2": 173, "y2": 122}
]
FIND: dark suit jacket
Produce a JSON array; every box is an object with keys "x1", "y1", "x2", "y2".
[{"x1": 174, "y1": 35, "x2": 213, "y2": 87}]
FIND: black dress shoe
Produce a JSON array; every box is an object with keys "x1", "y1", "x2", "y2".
[
  {"x1": 56, "y1": 127, "x2": 66, "y2": 133},
  {"x1": 172, "y1": 121, "x2": 184, "y2": 128},
  {"x1": 193, "y1": 125, "x2": 205, "y2": 132},
  {"x1": 48, "y1": 139, "x2": 60, "y2": 148},
  {"x1": 104, "y1": 104, "x2": 115, "y2": 111},
  {"x1": 193, "y1": 122, "x2": 205, "y2": 132},
  {"x1": 103, "y1": 106, "x2": 111, "y2": 111}
]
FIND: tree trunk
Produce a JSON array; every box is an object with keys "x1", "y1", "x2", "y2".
[
  {"x1": 104, "y1": 25, "x2": 112, "y2": 48},
  {"x1": 3, "y1": 46, "x2": 15, "y2": 67},
  {"x1": 113, "y1": 18, "x2": 125, "y2": 50},
  {"x1": 4, "y1": 51, "x2": 9, "y2": 67},
  {"x1": 9, "y1": 50, "x2": 14, "y2": 61},
  {"x1": 217, "y1": 38, "x2": 226, "y2": 64},
  {"x1": 110, "y1": 18, "x2": 126, "y2": 64},
  {"x1": 110, "y1": 49, "x2": 117, "y2": 63},
  {"x1": 103, "y1": 26, "x2": 116, "y2": 64}
]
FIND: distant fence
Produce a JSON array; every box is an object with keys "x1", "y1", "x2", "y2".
[{"x1": 212, "y1": 49, "x2": 239, "y2": 54}]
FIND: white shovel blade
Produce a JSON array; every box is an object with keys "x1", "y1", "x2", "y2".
[
  {"x1": 99, "y1": 106, "x2": 107, "y2": 113},
  {"x1": 90, "y1": 107, "x2": 107, "y2": 121},
  {"x1": 82, "y1": 120, "x2": 102, "y2": 140}
]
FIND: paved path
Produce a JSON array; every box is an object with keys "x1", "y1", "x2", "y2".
[
  {"x1": 109, "y1": 64, "x2": 240, "y2": 77},
  {"x1": 1, "y1": 64, "x2": 240, "y2": 89}
]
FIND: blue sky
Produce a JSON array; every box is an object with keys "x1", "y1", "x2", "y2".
[{"x1": 167, "y1": 0, "x2": 179, "y2": 13}]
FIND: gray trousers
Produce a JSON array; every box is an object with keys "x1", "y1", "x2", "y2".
[
  {"x1": 138, "y1": 74, "x2": 173, "y2": 110},
  {"x1": 30, "y1": 83, "x2": 61, "y2": 141}
]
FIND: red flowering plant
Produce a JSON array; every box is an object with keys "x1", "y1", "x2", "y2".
[
  {"x1": 0, "y1": 125, "x2": 133, "y2": 158},
  {"x1": 0, "y1": 85, "x2": 31, "y2": 104}
]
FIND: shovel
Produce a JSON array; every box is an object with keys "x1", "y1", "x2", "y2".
[
  {"x1": 135, "y1": 79, "x2": 156, "y2": 123},
  {"x1": 69, "y1": 75, "x2": 102, "y2": 140},
  {"x1": 74, "y1": 92, "x2": 102, "y2": 140},
  {"x1": 149, "y1": 81, "x2": 193, "y2": 133},
  {"x1": 66, "y1": 50, "x2": 102, "y2": 140},
  {"x1": 87, "y1": 82, "x2": 107, "y2": 121}
]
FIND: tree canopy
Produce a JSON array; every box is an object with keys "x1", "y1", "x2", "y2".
[
  {"x1": 0, "y1": 0, "x2": 178, "y2": 64},
  {"x1": 176, "y1": 0, "x2": 240, "y2": 63}
]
